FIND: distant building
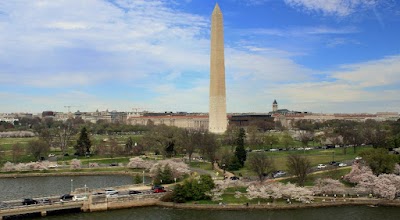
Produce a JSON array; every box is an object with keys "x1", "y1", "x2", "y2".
[{"x1": 272, "y1": 100, "x2": 278, "y2": 112}]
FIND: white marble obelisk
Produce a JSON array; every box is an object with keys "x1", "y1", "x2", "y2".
[{"x1": 209, "y1": 3, "x2": 227, "y2": 134}]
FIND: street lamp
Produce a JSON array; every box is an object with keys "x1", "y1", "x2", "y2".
[
  {"x1": 142, "y1": 170, "x2": 145, "y2": 185},
  {"x1": 174, "y1": 177, "x2": 177, "y2": 184},
  {"x1": 222, "y1": 164, "x2": 226, "y2": 174},
  {"x1": 70, "y1": 179, "x2": 74, "y2": 193}
]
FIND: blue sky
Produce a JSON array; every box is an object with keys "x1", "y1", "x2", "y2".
[{"x1": 1, "y1": 0, "x2": 400, "y2": 114}]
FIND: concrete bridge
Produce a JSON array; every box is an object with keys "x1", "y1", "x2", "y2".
[{"x1": 0, "y1": 193, "x2": 165, "y2": 219}]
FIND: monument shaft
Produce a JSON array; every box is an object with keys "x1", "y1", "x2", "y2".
[{"x1": 209, "y1": 3, "x2": 227, "y2": 134}]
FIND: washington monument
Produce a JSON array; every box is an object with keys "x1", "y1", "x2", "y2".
[{"x1": 209, "y1": 3, "x2": 227, "y2": 134}]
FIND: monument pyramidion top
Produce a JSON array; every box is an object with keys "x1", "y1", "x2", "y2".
[{"x1": 212, "y1": 3, "x2": 222, "y2": 14}]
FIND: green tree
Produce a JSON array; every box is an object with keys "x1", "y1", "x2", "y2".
[
  {"x1": 280, "y1": 132, "x2": 294, "y2": 150},
  {"x1": 125, "y1": 136, "x2": 134, "y2": 155},
  {"x1": 360, "y1": 148, "x2": 397, "y2": 175},
  {"x1": 235, "y1": 128, "x2": 247, "y2": 167},
  {"x1": 74, "y1": 127, "x2": 91, "y2": 156},
  {"x1": 264, "y1": 133, "x2": 279, "y2": 150},
  {"x1": 134, "y1": 174, "x2": 142, "y2": 184},
  {"x1": 172, "y1": 175, "x2": 215, "y2": 203}
]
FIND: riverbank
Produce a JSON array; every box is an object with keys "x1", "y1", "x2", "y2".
[
  {"x1": 156, "y1": 198, "x2": 400, "y2": 211},
  {"x1": 0, "y1": 170, "x2": 142, "y2": 178}
]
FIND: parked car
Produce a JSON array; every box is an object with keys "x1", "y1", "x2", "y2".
[
  {"x1": 128, "y1": 190, "x2": 142, "y2": 195},
  {"x1": 60, "y1": 194, "x2": 74, "y2": 202},
  {"x1": 329, "y1": 161, "x2": 339, "y2": 166},
  {"x1": 272, "y1": 170, "x2": 286, "y2": 178},
  {"x1": 151, "y1": 185, "x2": 164, "y2": 190},
  {"x1": 153, "y1": 188, "x2": 167, "y2": 193},
  {"x1": 355, "y1": 156, "x2": 362, "y2": 160},
  {"x1": 317, "y1": 164, "x2": 327, "y2": 169},
  {"x1": 22, "y1": 198, "x2": 38, "y2": 205},
  {"x1": 48, "y1": 164, "x2": 58, "y2": 168},
  {"x1": 48, "y1": 153, "x2": 55, "y2": 157},
  {"x1": 230, "y1": 176, "x2": 240, "y2": 180},
  {"x1": 338, "y1": 163, "x2": 347, "y2": 167},
  {"x1": 72, "y1": 195, "x2": 87, "y2": 201}
]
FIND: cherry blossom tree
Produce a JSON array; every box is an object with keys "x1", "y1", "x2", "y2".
[
  {"x1": 149, "y1": 158, "x2": 190, "y2": 179},
  {"x1": 70, "y1": 159, "x2": 81, "y2": 169},
  {"x1": 126, "y1": 157, "x2": 154, "y2": 170},
  {"x1": 312, "y1": 178, "x2": 346, "y2": 195}
]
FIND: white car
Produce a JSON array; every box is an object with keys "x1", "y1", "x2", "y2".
[
  {"x1": 338, "y1": 163, "x2": 347, "y2": 167},
  {"x1": 355, "y1": 156, "x2": 362, "y2": 160},
  {"x1": 317, "y1": 164, "x2": 326, "y2": 169},
  {"x1": 105, "y1": 189, "x2": 118, "y2": 197},
  {"x1": 72, "y1": 195, "x2": 87, "y2": 201}
]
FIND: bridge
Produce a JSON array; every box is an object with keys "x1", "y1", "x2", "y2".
[{"x1": 0, "y1": 193, "x2": 165, "y2": 219}]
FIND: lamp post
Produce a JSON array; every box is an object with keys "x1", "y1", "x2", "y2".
[
  {"x1": 70, "y1": 179, "x2": 74, "y2": 193},
  {"x1": 174, "y1": 177, "x2": 177, "y2": 184},
  {"x1": 142, "y1": 170, "x2": 145, "y2": 185},
  {"x1": 222, "y1": 164, "x2": 226, "y2": 174}
]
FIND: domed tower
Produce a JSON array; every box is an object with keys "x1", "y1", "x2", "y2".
[{"x1": 272, "y1": 100, "x2": 278, "y2": 112}]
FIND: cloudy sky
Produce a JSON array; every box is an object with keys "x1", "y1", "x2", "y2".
[{"x1": 1, "y1": 0, "x2": 400, "y2": 114}]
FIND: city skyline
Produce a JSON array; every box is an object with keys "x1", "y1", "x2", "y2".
[{"x1": 1, "y1": 0, "x2": 400, "y2": 114}]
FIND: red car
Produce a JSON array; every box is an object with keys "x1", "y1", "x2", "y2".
[{"x1": 153, "y1": 188, "x2": 167, "y2": 193}]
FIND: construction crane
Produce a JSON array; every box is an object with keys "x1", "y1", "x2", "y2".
[{"x1": 64, "y1": 105, "x2": 80, "y2": 113}]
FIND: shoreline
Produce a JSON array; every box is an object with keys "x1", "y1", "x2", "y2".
[
  {"x1": 0, "y1": 171, "x2": 140, "y2": 178},
  {"x1": 156, "y1": 199, "x2": 400, "y2": 211}
]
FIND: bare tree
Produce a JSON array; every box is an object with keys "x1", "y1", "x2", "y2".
[
  {"x1": 27, "y1": 140, "x2": 50, "y2": 161},
  {"x1": 179, "y1": 129, "x2": 203, "y2": 163},
  {"x1": 200, "y1": 131, "x2": 219, "y2": 169},
  {"x1": 247, "y1": 153, "x2": 275, "y2": 181},
  {"x1": 286, "y1": 154, "x2": 311, "y2": 186},
  {"x1": 55, "y1": 120, "x2": 76, "y2": 159},
  {"x1": 299, "y1": 131, "x2": 314, "y2": 147}
]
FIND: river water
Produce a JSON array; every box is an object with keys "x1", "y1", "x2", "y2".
[
  {"x1": 0, "y1": 175, "x2": 151, "y2": 201},
  {"x1": 30, "y1": 206, "x2": 400, "y2": 220}
]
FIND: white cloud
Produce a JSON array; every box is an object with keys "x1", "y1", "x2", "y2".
[{"x1": 284, "y1": 0, "x2": 379, "y2": 16}]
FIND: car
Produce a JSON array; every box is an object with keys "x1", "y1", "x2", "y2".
[
  {"x1": 355, "y1": 156, "x2": 362, "y2": 160},
  {"x1": 229, "y1": 176, "x2": 240, "y2": 180},
  {"x1": 128, "y1": 190, "x2": 142, "y2": 195},
  {"x1": 317, "y1": 164, "x2": 327, "y2": 169},
  {"x1": 92, "y1": 192, "x2": 105, "y2": 196},
  {"x1": 153, "y1": 188, "x2": 167, "y2": 193},
  {"x1": 72, "y1": 195, "x2": 87, "y2": 201},
  {"x1": 0, "y1": 202, "x2": 10, "y2": 209},
  {"x1": 105, "y1": 189, "x2": 118, "y2": 197},
  {"x1": 109, "y1": 163, "x2": 118, "y2": 166},
  {"x1": 269, "y1": 148, "x2": 278, "y2": 152},
  {"x1": 22, "y1": 198, "x2": 38, "y2": 205},
  {"x1": 48, "y1": 153, "x2": 55, "y2": 157},
  {"x1": 304, "y1": 147, "x2": 313, "y2": 150},
  {"x1": 329, "y1": 161, "x2": 339, "y2": 166},
  {"x1": 151, "y1": 185, "x2": 164, "y2": 190},
  {"x1": 38, "y1": 198, "x2": 51, "y2": 204},
  {"x1": 48, "y1": 164, "x2": 58, "y2": 168},
  {"x1": 338, "y1": 163, "x2": 347, "y2": 167},
  {"x1": 272, "y1": 171, "x2": 286, "y2": 178},
  {"x1": 60, "y1": 194, "x2": 74, "y2": 202}
]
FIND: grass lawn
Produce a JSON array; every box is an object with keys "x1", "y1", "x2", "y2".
[
  {"x1": 189, "y1": 161, "x2": 213, "y2": 170},
  {"x1": 279, "y1": 167, "x2": 352, "y2": 186},
  {"x1": 0, "y1": 137, "x2": 36, "y2": 150}
]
